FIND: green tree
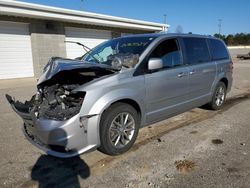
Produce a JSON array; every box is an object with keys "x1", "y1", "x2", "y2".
[
  {"x1": 214, "y1": 33, "x2": 250, "y2": 46},
  {"x1": 226, "y1": 35, "x2": 234, "y2": 45},
  {"x1": 214, "y1": 33, "x2": 226, "y2": 42}
]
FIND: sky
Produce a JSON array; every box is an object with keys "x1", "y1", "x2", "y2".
[{"x1": 18, "y1": 0, "x2": 250, "y2": 35}]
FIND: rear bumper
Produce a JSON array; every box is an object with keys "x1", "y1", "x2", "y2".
[{"x1": 7, "y1": 95, "x2": 100, "y2": 158}]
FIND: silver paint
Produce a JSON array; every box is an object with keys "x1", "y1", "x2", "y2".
[{"x1": 9, "y1": 33, "x2": 233, "y2": 157}]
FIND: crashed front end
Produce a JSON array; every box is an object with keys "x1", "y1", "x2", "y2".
[{"x1": 6, "y1": 57, "x2": 116, "y2": 158}]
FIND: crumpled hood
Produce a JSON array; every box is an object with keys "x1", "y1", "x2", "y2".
[{"x1": 37, "y1": 57, "x2": 117, "y2": 85}]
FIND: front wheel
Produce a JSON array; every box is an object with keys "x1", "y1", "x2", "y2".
[
  {"x1": 98, "y1": 103, "x2": 140, "y2": 155},
  {"x1": 207, "y1": 82, "x2": 227, "y2": 110}
]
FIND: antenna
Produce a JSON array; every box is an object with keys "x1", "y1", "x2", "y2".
[{"x1": 162, "y1": 14, "x2": 168, "y2": 32}]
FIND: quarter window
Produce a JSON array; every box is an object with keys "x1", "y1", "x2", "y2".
[
  {"x1": 183, "y1": 38, "x2": 210, "y2": 64},
  {"x1": 208, "y1": 39, "x2": 229, "y2": 60},
  {"x1": 149, "y1": 39, "x2": 182, "y2": 69}
]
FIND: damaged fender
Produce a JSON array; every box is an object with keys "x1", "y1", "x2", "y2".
[{"x1": 78, "y1": 88, "x2": 145, "y2": 147}]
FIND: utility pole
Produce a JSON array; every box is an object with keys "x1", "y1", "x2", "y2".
[
  {"x1": 80, "y1": 0, "x2": 84, "y2": 11},
  {"x1": 163, "y1": 14, "x2": 167, "y2": 24},
  {"x1": 218, "y1": 19, "x2": 222, "y2": 35},
  {"x1": 163, "y1": 14, "x2": 167, "y2": 32}
]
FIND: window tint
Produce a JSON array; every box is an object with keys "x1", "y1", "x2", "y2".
[
  {"x1": 208, "y1": 39, "x2": 229, "y2": 60},
  {"x1": 149, "y1": 39, "x2": 182, "y2": 69},
  {"x1": 183, "y1": 38, "x2": 210, "y2": 64}
]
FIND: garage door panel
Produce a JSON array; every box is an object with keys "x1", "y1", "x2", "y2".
[
  {"x1": 0, "y1": 51, "x2": 33, "y2": 56},
  {"x1": 0, "y1": 69, "x2": 33, "y2": 73},
  {"x1": 0, "y1": 73, "x2": 34, "y2": 80},
  {"x1": 0, "y1": 22, "x2": 34, "y2": 79},
  {"x1": 0, "y1": 38, "x2": 31, "y2": 43},
  {"x1": 0, "y1": 35, "x2": 30, "y2": 40},
  {"x1": 0, "y1": 66, "x2": 33, "y2": 74},
  {"x1": 65, "y1": 27, "x2": 111, "y2": 59},
  {"x1": 0, "y1": 61, "x2": 33, "y2": 66}
]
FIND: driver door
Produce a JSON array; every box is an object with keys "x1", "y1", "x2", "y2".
[{"x1": 144, "y1": 38, "x2": 189, "y2": 124}]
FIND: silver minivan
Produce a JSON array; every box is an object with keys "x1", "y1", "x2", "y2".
[{"x1": 7, "y1": 33, "x2": 233, "y2": 158}]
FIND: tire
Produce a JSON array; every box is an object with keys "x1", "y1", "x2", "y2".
[
  {"x1": 207, "y1": 81, "x2": 227, "y2": 110},
  {"x1": 98, "y1": 102, "x2": 140, "y2": 155}
]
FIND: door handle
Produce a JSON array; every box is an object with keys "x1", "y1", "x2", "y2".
[
  {"x1": 189, "y1": 70, "x2": 195, "y2": 75},
  {"x1": 177, "y1": 72, "x2": 185, "y2": 77}
]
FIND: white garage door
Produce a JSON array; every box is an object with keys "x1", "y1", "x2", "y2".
[
  {"x1": 0, "y1": 22, "x2": 34, "y2": 79},
  {"x1": 65, "y1": 27, "x2": 112, "y2": 59}
]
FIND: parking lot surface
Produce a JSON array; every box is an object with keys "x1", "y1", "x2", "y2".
[{"x1": 0, "y1": 60, "x2": 250, "y2": 188}]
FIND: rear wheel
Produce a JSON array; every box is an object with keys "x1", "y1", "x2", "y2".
[
  {"x1": 207, "y1": 81, "x2": 226, "y2": 110},
  {"x1": 98, "y1": 103, "x2": 140, "y2": 155}
]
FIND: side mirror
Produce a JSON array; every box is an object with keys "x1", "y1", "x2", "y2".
[{"x1": 148, "y1": 58, "x2": 163, "y2": 71}]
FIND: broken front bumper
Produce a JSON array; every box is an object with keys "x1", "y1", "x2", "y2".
[{"x1": 7, "y1": 95, "x2": 100, "y2": 158}]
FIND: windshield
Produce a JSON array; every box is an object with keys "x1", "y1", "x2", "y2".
[{"x1": 82, "y1": 36, "x2": 155, "y2": 68}]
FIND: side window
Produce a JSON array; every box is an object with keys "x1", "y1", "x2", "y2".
[
  {"x1": 208, "y1": 39, "x2": 229, "y2": 60},
  {"x1": 183, "y1": 38, "x2": 210, "y2": 64},
  {"x1": 149, "y1": 39, "x2": 182, "y2": 69}
]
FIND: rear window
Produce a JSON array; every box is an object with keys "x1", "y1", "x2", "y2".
[
  {"x1": 183, "y1": 38, "x2": 210, "y2": 64},
  {"x1": 208, "y1": 39, "x2": 229, "y2": 60}
]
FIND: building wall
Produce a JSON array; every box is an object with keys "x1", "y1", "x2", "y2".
[
  {"x1": 30, "y1": 21, "x2": 66, "y2": 76},
  {"x1": 0, "y1": 15, "x2": 153, "y2": 78}
]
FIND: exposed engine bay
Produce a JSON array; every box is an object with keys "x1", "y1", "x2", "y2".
[
  {"x1": 6, "y1": 85, "x2": 86, "y2": 121},
  {"x1": 6, "y1": 57, "x2": 116, "y2": 121},
  {"x1": 108, "y1": 53, "x2": 139, "y2": 69}
]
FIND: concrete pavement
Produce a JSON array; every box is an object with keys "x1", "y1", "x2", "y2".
[{"x1": 0, "y1": 60, "x2": 250, "y2": 188}]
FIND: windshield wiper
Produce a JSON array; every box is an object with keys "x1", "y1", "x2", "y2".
[{"x1": 64, "y1": 41, "x2": 100, "y2": 64}]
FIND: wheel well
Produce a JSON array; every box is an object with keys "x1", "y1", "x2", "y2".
[
  {"x1": 109, "y1": 99, "x2": 141, "y2": 119},
  {"x1": 220, "y1": 78, "x2": 228, "y2": 89}
]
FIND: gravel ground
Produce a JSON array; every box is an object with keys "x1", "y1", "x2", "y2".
[{"x1": 0, "y1": 60, "x2": 250, "y2": 188}]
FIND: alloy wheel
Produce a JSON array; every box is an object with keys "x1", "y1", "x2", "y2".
[
  {"x1": 108, "y1": 112, "x2": 135, "y2": 148},
  {"x1": 215, "y1": 86, "x2": 225, "y2": 106}
]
